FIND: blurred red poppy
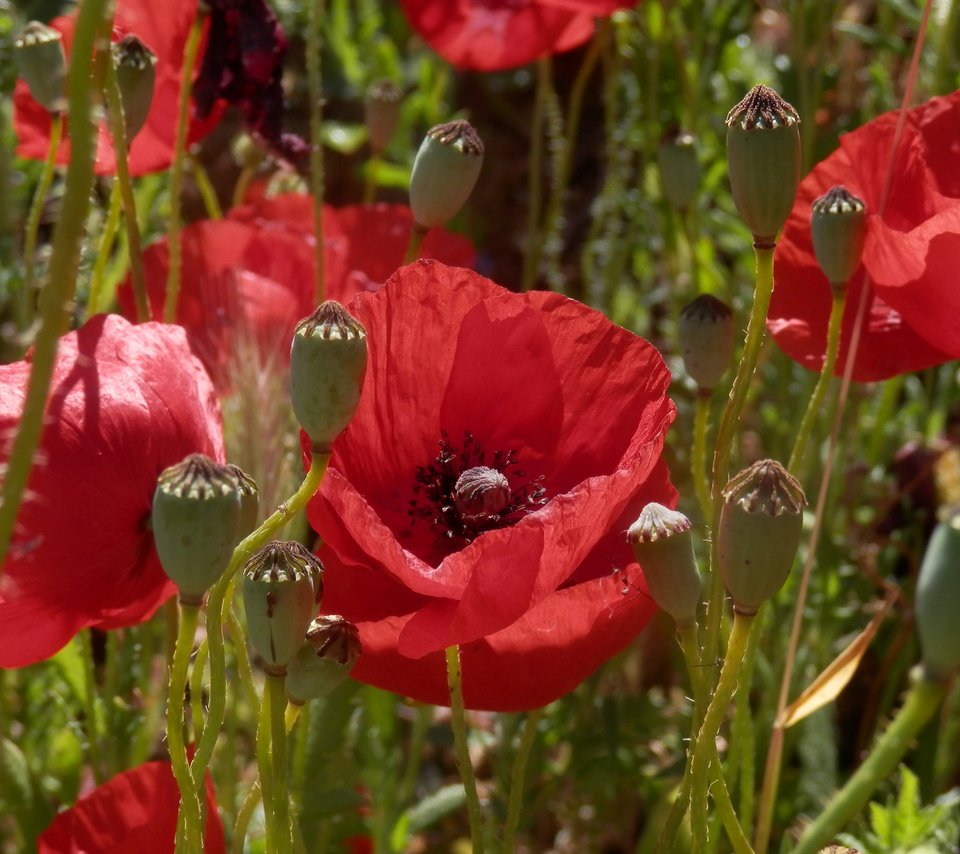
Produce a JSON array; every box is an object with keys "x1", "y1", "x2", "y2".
[
  {"x1": 0, "y1": 316, "x2": 224, "y2": 668},
  {"x1": 37, "y1": 759, "x2": 225, "y2": 853},
  {"x1": 13, "y1": 0, "x2": 223, "y2": 175},
  {"x1": 306, "y1": 261, "x2": 676, "y2": 711},
  {"x1": 399, "y1": 0, "x2": 635, "y2": 71},
  {"x1": 767, "y1": 90, "x2": 960, "y2": 382},
  {"x1": 120, "y1": 195, "x2": 475, "y2": 389}
]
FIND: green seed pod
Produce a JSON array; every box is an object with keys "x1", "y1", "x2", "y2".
[
  {"x1": 242, "y1": 542, "x2": 323, "y2": 674},
  {"x1": 627, "y1": 503, "x2": 703, "y2": 628},
  {"x1": 14, "y1": 22, "x2": 67, "y2": 115},
  {"x1": 286, "y1": 615, "x2": 362, "y2": 704},
  {"x1": 810, "y1": 185, "x2": 867, "y2": 289},
  {"x1": 112, "y1": 35, "x2": 157, "y2": 142},
  {"x1": 657, "y1": 129, "x2": 700, "y2": 211},
  {"x1": 678, "y1": 295, "x2": 735, "y2": 391},
  {"x1": 225, "y1": 464, "x2": 259, "y2": 537},
  {"x1": 290, "y1": 301, "x2": 368, "y2": 451},
  {"x1": 365, "y1": 79, "x2": 403, "y2": 155},
  {"x1": 152, "y1": 454, "x2": 242, "y2": 604},
  {"x1": 725, "y1": 85, "x2": 801, "y2": 244},
  {"x1": 915, "y1": 512, "x2": 960, "y2": 681},
  {"x1": 718, "y1": 460, "x2": 806, "y2": 615},
  {"x1": 409, "y1": 119, "x2": 484, "y2": 230}
]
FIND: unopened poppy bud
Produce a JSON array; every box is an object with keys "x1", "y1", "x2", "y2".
[
  {"x1": 725, "y1": 85, "x2": 801, "y2": 244},
  {"x1": 679, "y1": 295, "x2": 734, "y2": 391},
  {"x1": 290, "y1": 301, "x2": 368, "y2": 451},
  {"x1": 810, "y1": 185, "x2": 867, "y2": 289},
  {"x1": 915, "y1": 512, "x2": 960, "y2": 681},
  {"x1": 112, "y1": 35, "x2": 157, "y2": 141},
  {"x1": 242, "y1": 542, "x2": 323, "y2": 674},
  {"x1": 658, "y1": 129, "x2": 700, "y2": 211},
  {"x1": 14, "y1": 22, "x2": 67, "y2": 115},
  {"x1": 287, "y1": 615, "x2": 361, "y2": 704},
  {"x1": 627, "y1": 503, "x2": 703, "y2": 628},
  {"x1": 152, "y1": 454, "x2": 242, "y2": 604},
  {"x1": 365, "y1": 79, "x2": 403, "y2": 155},
  {"x1": 718, "y1": 460, "x2": 806, "y2": 615},
  {"x1": 409, "y1": 119, "x2": 484, "y2": 230},
  {"x1": 226, "y1": 464, "x2": 259, "y2": 537},
  {"x1": 454, "y1": 466, "x2": 511, "y2": 523}
]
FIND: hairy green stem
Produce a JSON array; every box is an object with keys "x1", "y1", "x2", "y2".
[
  {"x1": 503, "y1": 707, "x2": 544, "y2": 851},
  {"x1": 307, "y1": 0, "x2": 326, "y2": 304},
  {"x1": 445, "y1": 645, "x2": 485, "y2": 853},
  {"x1": 255, "y1": 677, "x2": 276, "y2": 846},
  {"x1": 232, "y1": 781, "x2": 261, "y2": 854}
]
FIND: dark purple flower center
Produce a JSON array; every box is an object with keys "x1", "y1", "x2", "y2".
[{"x1": 408, "y1": 431, "x2": 547, "y2": 547}]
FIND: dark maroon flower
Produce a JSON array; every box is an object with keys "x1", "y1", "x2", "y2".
[
  {"x1": 0, "y1": 316, "x2": 224, "y2": 667},
  {"x1": 306, "y1": 261, "x2": 677, "y2": 711}
]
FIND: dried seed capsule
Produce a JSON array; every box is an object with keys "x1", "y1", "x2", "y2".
[
  {"x1": 658, "y1": 129, "x2": 700, "y2": 212},
  {"x1": 243, "y1": 542, "x2": 324, "y2": 674},
  {"x1": 14, "y1": 22, "x2": 67, "y2": 115},
  {"x1": 916, "y1": 512, "x2": 960, "y2": 681},
  {"x1": 810, "y1": 185, "x2": 867, "y2": 289},
  {"x1": 152, "y1": 454, "x2": 242, "y2": 604},
  {"x1": 112, "y1": 35, "x2": 157, "y2": 142},
  {"x1": 678, "y1": 294, "x2": 735, "y2": 391},
  {"x1": 718, "y1": 460, "x2": 806, "y2": 615},
  {"x1": 286, "y1": 615, "x2": 362, "y2": 704},
  {"x1": 725, "y1": 85, "x2": 801, "y2": 244},
  {"x1": 627, "y1": 503, "x2": 703, "y2": 628},
  {"x1": 409, "y1": 119, "x2": 484, "y2": 230},
  {"x1": 365, "y1": 79, "x2": 403, "y2": 155}
]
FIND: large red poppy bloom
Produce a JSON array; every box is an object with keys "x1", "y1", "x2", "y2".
[
  {"x1": 399, "y1": 0, "x2": 636, "y2": 72},
  {"x1": 121, "y1": 195, "x2": 475, "y2": 389},
  {"x1": 0, "y1": 316, "x2": 224, "y2": 668},
  {"x1": 767, "y1": 90, "x2": 960, "y2": 382},
  {"x1": 37, "y1": 760, "x2": 225, "y2": 853},
  {"x1": 14, "y1": 0, "x2": 222, "y2": 175},
  {"x1": 306, "y1": 261, "x2": 676, "y2": 711}
]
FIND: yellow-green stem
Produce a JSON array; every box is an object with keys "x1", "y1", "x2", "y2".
[
  {"x1": 692, "y1": 390, "x2": 713, "y2": 525},
  {"x1": 266, "y1": 671, "x2": 292, "y2": 853},
  {"x1": 503, "y1": 707, "x2": 544, "y2": 852},
  {"x1": 403, "y1": 225, "x2": 427, "y2": 265},
  {"x1": 285, "y1": 701, "x2": 302, "y2": 732},
  {"x1": 445, "y1": 645, "x2": 485, "y2": 854},
  {"x1": 189, "y1": 638, "x2": 208, "y2": 742},
  {"x1": 363, "y1": 153, "x2": 380, "y2": 204},
  {"x1": 232, "y1": 165, "x2": 255, "y2": 209},
  {"x1": 87, "y1": 181, "x2": 122, "y2": 317},
  {"x1": 255, "y1": 678, "x2": 276, "y2": 846},
  {"x1": 189, "y1": 155, "x2": 223, "y2": 219},
  {"x1": 164, "y1": 12, "x2": 204, "y2": 323},
  {"x1": 77, "y1": 629, "x2": 105, "y2": 784},
  {"x1": 232, "y1": 781, "x2": 261, "y2": 854},
  {"x1": 788, "y1": 290, "x2": 846, "y2": 473},
  {"x1": 307, "y1": 0, "x2": 326, "y2": 304}
]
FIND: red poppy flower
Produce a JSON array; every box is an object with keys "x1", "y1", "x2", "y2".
[
  {"x1": 767, "y1": 90, "x2": 960, "y2": 382},
  {"x1": 306, "y1": 261, "x2": 676, "y2": 711},
  {"x1": 37, "y1": 760, "x2": 225, "y2": 853},
  {"x1": 399, "y1": 0, "x2": 635, "y2": 72},
  {"x1": 13, "y1": 0, "x2": 223, "y2": 175},
  {"x1": 0, "y1": 315, "x2": 224, "y2": 668},
  {"x1": 121, "y1": 195, "x2": 475, "y2": 389}
]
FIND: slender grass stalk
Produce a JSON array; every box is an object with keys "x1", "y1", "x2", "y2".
[
  {"x1": 445, "y1": 645, "x2": 485, "y2": 854},
  {"x1": 692, "y1": 390, "x2": 713, "y2": 524},
  {"x1": 77, "y1": 630, "x2": 105, "y2": 785},
  {"x1": 502, "y1": 707, "x2": 543, "y2": 852},
  {"x1": 189, "y1": 155, "x2": 223, "y2": 219},
  {"x1": 520, "y1": 57, "x2": 549, "y2": 292},
  {"x1": 164, "y1": 12, "x2": 204, "y2": 323},
  {"x1": 397, "y1": 703, "x2": 433, "y2": 808},
  {"x1": 86, "y1": 182, "x2": 123, "y2": 317},
  {"x1": 0, "y1": 0, "x2": 107, "y2": 574},
  {"x1": 307, "y1": 0, "x2": 326, "y2": 304}
]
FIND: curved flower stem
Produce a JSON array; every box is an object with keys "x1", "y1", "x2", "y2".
[
  {"x1": 692, "y1": 389, "x2": 713, "y2": 525},
  {"x1": 0, "y1": 0, "x2": 107, "y2": 574},
  {"x1": 164, "y1": 11, "x2": 204, "y2": 323},
  {"x1": 86, "y1": 182, "x2": 123, "y2": 318},
  {"x1": 689, "y1": 611, "x2": 757, "y2": 852},
  {"x1": 403, "y1": 224, "x2": 427, "y2": 264},
  {"x1": 788, "y1": 290, "x2": 846, "y2": 474},
  {"x1": 502, "y1": 707, "x2": 543, "y2": 851},
  {"x1": 307, "y1": 0, "x2": 326, "y2": 304},
  {"x1": 168, "y1": 601, "x2": 203, "y2": 854},
  {"x1": 191, "y1": 453, "x2": 330, "y2": 792},
  {"x1": 189, "y1": 637, "x2": 209, "y2": 741},
  {"x1": 520, "y1": 57, "x2": 549, "y2": 292},
  {"x1": 792, "y1": 676, "x2": 947, "y2": 854},
  {"x1": 704, "y1": 243, "x2": 775, "y2": 667},
  {"x1": 445, "y1": 645, "x2": 485, "y2": 854},
  {"x1": 232, "y1": 780, "x2": 261, "y2": 854},
  {"x1": 21, "y1": 113, "x2": 62, "y2": 323},
  {"x1": 103, "y1": 52, "x2": 150, "y2": 322}
]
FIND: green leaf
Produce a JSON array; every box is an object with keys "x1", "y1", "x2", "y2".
[{"x1": 403, "y1": 784, "x2": 466, "y2": 834}]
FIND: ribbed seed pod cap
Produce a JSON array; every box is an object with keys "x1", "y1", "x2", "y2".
[
  {"x1": 726, "y1": 85, "x2": 801, "y2": 244},
  {"x1": 365, "y1": 79, "x2": 403, "y2": 155},
  {"x1": 718, "y1": 460, "x2": 806, "y2": 615},
  {"x1": 286, "y1": 615, "x2": 362, "y2": 704},
  {"x1": 627, "y1": 503, "x2": 703, "y2": 628},
  {"x1": 152, "y1": 454, "x2": 242, "y2": 604},
  {"x1": 679, "y1": 295, "x2": 735, "y2": 390},
  {"x1": 225, "y1": 464, "x2": 259, "y2": 537},
  {"x1": 916, "y1": 512, "x2": 960, "y2": 681},
  {"x1": 810, "y1": 185, "x2": 867, "y2": 288},
  {"x1": 409, "y1": 119, "x2": 484, "y2": 230},
  {"x1": 113, "y1": 35, "x2": 157, "y2": 142},
  {"x1": 243, "y1": 542, "x2": 324, "y2": 674},
  {"x1": 14, "y1": 22, "x2": 67, "y2": 115},
  {"x1": 290, "y1": 301, "x2": 368, "y2": 451},
  {"x1": 657, "y1": 129, "x2": 700, "y2": 211}
]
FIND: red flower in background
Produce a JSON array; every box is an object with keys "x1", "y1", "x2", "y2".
[
  {"x1": 768, "y1": 90, "x2": 960, "y2": 382},
  {"x1": 37, "y1": 760, "x2": 225, "y2": 853},
  {"x1": 0, "y1": 316, "x2": 224, "y2": 668},
  {"x1": 307, "y1": 262, "x2": 676, "y2": 711},
  {"x1": 120, "y1": 194, "x2": 475, "y2": 389},
  {"x1": 399, "y1": 0, "x2": 635, "y2": 72},
  {"x1": 14, "y1": 0, "x2": 223, "y2": 175}
]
